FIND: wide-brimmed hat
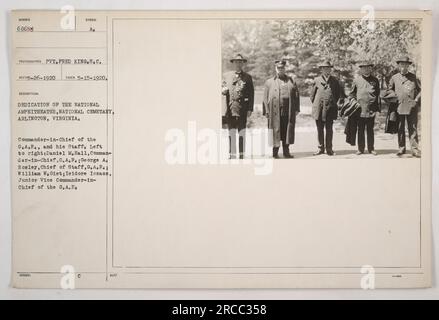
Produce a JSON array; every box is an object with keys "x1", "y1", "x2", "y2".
[
  {"x1": 396, "y1": 55, "x2": 413, "y2": 64},
  {"x1": 357, "y1": 60, "x2": 374, "y2": 67},
  {"x1": 230, "y1": 53, "x2": 247, "y2": 63},
  {"x1": 318, "y1": 60, "x2": 333, "y2": 68},
  {"x1": 274, "y1": 59, "x2": 287, "y2": 67}
]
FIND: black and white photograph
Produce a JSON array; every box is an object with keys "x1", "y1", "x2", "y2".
[
  {"x1": 221, "y1": 19, "x2": 422, "y2": 159},
  {"x1": 3, "y1": 6, "x2": 436, "y2": 297}
]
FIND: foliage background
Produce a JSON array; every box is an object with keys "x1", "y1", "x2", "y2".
[{"x1": 222, "y1": 19, "x2": 422, "y2": 95}]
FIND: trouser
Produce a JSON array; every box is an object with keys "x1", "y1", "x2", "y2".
[
  {"x1": 397, "y1": 109, "x2": 419, "y2": 151},
  {"x1": 273, "y1": 115, "x2": 290, "y2": 156},
  {"x1": 227, "y1": 115, "x2": 247, "y2": 157},
  {"x1": 315, "y1": 118, "x2": 334, "y2": 152},
  {"x1": 357, "y1": 116, "x2": 375, "y2": 152}
]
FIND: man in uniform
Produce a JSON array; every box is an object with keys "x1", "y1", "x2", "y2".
[
  {"x1": 222, "y1": 53, "x2": 254, "y2": 159},
  {"x1": 349, "y1": 61, "x2": 381, "y2": 155},
  {"x1": 262, "y1": 59, "x2": 300, "y2": 158},
  {"x1": 388, "y1": 56, "x2": 421, "y2": 157},
  {"x1": 310, "y1": 60, "x2": 345, "y2": 156}
]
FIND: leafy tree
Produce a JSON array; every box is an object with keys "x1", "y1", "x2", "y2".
[{"x1": 222, "y1": 19, "x2": 421, "y2": 94}]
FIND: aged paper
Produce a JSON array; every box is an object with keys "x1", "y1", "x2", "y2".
[{"x1": 10, "y1": 10, "x2": 432, "y2": 288}]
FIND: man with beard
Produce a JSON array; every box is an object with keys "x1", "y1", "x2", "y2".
[
  {"x1": 263, "y1": 59, "x2": 300, "y2": 158},
  {"x1": 388, "y1": 56, "x2": 421, "y2": 157},
  {"x1": 310, "y1": 60, "x2": 345, "y2": 156},
  {"x1": 349, "y1": 61, "x2": 381, "y2": 155}
]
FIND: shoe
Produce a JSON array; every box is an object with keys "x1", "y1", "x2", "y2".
[
  {"x1": 396, "y1": 148, "x2": 406, "y2": 156},
  {"x1": 412, "y1": 150, "x2": 421, "y2": 158},
  {"x1": 313, "y1": 149, "x2": 325, "y2": 156},
  {"x1": 229, "y1": 154, "x2": 236, "y2": 160},
  {"x1": 273, "y1": 154, "x2": 279, "y2": 159},
  {"x1": 239, "y1": 155, "x2": 244, "y2": 159},
  {"x1": 369, "y1": 150, "x2": 377, "y2": 156},
  {"x1": 283, "y1": 151, "x2": 292, "y2": 158},
  {"x1": 356, "y1": 151, "x2": 363, "y2": 155},
  {"x1": 326, "y1": 150, "x2": 335, "y2": 156}
]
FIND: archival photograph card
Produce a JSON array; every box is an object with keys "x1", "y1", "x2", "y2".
[{"x1": 10, "y1": 10, "x2": 432, "y2": 288}]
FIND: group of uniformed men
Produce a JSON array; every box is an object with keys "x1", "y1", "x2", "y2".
[{"x1": 222, "y1": 53, "x2": 421, "y2": 159}]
